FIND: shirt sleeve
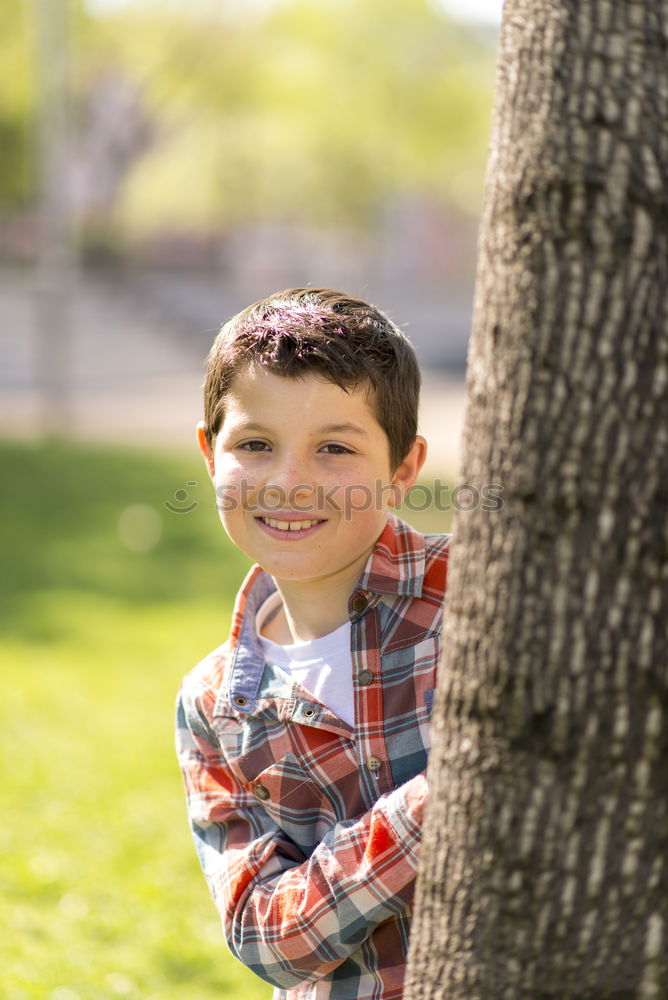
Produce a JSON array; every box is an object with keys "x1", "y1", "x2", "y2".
[{"x1": 175, "y1": 686, "x2": 427, "y2": 992}]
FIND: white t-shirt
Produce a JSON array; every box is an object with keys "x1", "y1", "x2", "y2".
[{"x1": 256, "y1": 592, "x2": 355, "y2": 727}]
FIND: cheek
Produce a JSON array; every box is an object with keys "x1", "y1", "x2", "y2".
[
  {"x1": 343, "y1": 485, "x2": 376, "y2": 518},
  {"x1": 330, "y1": 480, "x2": 394, "y2": 520},
  {"x1": 210, "y1": 470, "x2": 241, "y2": 521},
  {"x1": 212, "y1": 457, "x2": 260, "y2": 508}
]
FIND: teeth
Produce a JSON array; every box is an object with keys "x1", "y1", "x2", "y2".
[{"x1": 261, "y1": 517, "x2": 321, "y2": 531}]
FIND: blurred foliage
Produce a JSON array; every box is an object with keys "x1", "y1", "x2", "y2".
[
  {"x1": 0, "y1": 438, "x2": 451, "y2": 998},
  {"x1": 2, "y1": 0, "x2": 494, "y2": 234},
  {"x1": 0, "y1": 1, "x2": 37, "y2": 208}
]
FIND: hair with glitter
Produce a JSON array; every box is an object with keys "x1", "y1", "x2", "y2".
[{"x1": 202, "y1": 287, "x2": 421, "y2": 470}]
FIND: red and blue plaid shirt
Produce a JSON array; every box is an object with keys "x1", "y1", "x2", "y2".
[{"x1": 176, "y1": 515, "x2": 450, "y2": 999}]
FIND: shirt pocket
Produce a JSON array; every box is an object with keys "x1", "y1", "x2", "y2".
[{"x1": 241, "y1": 753, "x2": 334, "y2": 855}]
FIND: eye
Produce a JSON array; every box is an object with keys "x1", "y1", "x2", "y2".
[
  {"x1": 320, "y1": 443, "x2": 354, "y2": 455},
  {"x1": 238, "y1": 439, "x2": 270, "y2": 452}
]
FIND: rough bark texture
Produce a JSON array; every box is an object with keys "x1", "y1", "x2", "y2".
[{"x1": 405, "y1": 2, "x2": 668, "y2": 998}]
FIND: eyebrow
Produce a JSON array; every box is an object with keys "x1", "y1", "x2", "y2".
[
  {"x1": 318, "y1": 423, "x2": 369, "y2": 436},
  {"x1": 229, "y1": 421, "x2": 369, "y2": 436},
  {"x1": 230, "y1": 422, "x2": 269, "y2": 433}
]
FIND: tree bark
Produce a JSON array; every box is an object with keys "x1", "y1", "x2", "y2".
[{"x1": 406, "y1": 2, "x2": 668, "y2": 997}]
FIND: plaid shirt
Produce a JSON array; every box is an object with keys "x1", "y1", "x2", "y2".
[{"x1": 175, "y1": 515, "x2": 450, "y2": 999}]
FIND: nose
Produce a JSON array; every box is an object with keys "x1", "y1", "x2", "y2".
[{"x1": 261, "y1": 451, "x2": 316, "y2": 509}]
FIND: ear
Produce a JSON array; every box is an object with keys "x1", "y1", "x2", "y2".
[
  {"x1": 196, "y1": 421, "x2": 216, "y2": 480},
  {"x1": 388, "y1": 435, "x2": 427, "y2": 507}
]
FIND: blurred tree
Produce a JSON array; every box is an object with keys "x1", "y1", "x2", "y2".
[
  {"x1": 406, "y1": 0, "x2": 668, "y2": 997},
  {"x1": 0, "y1": 0, "x2": 93, "y2": 216},
  {"x1": 2, "y1": 1, "x2": 495, "y2": 239},
  {"x1": 0, "y1": 1, "x2": 36, "y2": 209},
  {"x1": 80, "y1": 0, "x2": 494, "y2": 235}
]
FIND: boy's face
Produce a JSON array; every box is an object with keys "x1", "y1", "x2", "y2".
[{"x1": 197, "y1": 365, "x2": 425, "y2": 595}]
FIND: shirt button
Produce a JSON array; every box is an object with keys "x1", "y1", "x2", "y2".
[
  {"x1": 366, "y1": 756, "x2": 382, "y2": 773},
  {"x1": 233, "y1": 695, "x2": 249, "y2": 708},
  {"x1": 351, "y1": 594, "x2": 368, "y2": 613},
  {"x1": 358, "y1": 670, "x2": 374, "y2": 686},
  {"x1": 254, "y1": 784, "x2": 271, "y2": 801},
  {"x1": 303, "y1": 706, "x2": 317, "y2": 719}
]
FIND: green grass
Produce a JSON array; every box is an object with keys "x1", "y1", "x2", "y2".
[{"x1": 0, "y1": 439, "x2": 452, "y2": 1000}]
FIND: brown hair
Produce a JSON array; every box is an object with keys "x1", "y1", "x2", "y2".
[{"x1": 202, "y1": 287, "x2": 421, "y2": 470}]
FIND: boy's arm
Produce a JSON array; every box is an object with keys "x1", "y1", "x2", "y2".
[{"x1": 176, "y1": 688, "x2": 427, "y2": 992}]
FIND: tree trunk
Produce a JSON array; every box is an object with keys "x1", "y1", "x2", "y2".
[{"x1": 406, "y1": 2, "x2": 668, "y2": 997}]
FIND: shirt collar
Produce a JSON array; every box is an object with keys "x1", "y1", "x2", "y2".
[
  {"x1": 355, "y1": 513, "x2": 426, "y2": 599},
  {"x1": 218, "y1": 565, "x2": 277, "y2": 716}
]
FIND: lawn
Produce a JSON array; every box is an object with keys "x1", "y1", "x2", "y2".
[{"x1": 0, "y1": 439, "x2": 452, "y2": 1000}]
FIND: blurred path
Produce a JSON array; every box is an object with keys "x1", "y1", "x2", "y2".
[{"x1": 0, "y1": 269, "x2": 466, "y2": 477}]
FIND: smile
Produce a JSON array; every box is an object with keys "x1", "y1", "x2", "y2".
[{"x1": 256, "y1": 516, "x2": 326, "y2": 534}]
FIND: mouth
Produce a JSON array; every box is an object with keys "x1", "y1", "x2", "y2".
[{"x1": 255, "y1": 515, "x2": 327, "y2": 537}]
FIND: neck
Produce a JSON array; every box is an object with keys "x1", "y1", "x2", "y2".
[
  {"x1": 267, "y1": 562, "x2": 368, "y2": 644},
  {"x1": 270, "y1": 581, "x2": 350, "y2": 643}
]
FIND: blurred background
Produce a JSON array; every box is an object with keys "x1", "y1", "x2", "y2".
[{"x1": 1, "y1": 1, "x2": 498, "y2": 997}]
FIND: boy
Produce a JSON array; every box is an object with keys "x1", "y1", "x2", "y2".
[{"x1": 175, "y1": 288, "x2": 450, "y2": 999}]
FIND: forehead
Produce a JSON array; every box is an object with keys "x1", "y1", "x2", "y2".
[{"x1": 221, "y1": 365, "x2": 382, "y2": 430}]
